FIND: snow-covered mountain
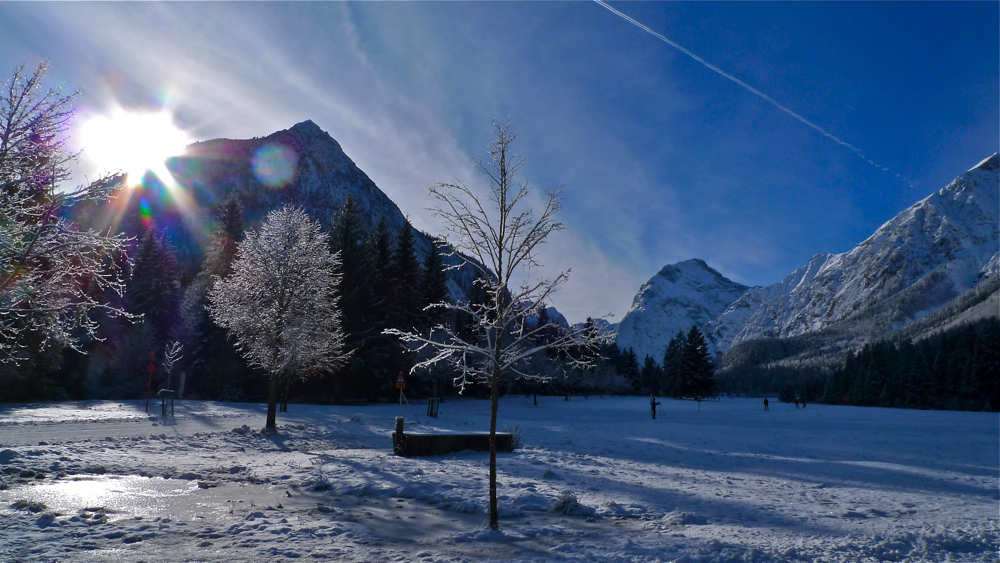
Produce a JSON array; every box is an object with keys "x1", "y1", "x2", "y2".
[
  {"x1": 109, "y1": 120, "x2": 477, "y2": 301},
  {"x1": 522, "y1": 304, "x2": 571, "y2": 330},
  {"x1": 178, "y1": 120, "x2": 405, "y2": 234},
  {"x1": 614, "y1": 259, "x2": 749, "y2": 361},
  {"x1": 571, "y1": 317, "x2": 617, "y2": 335},
  {"x1": 617, "y1": 154, "x2": 999, "y2": 362},
  {"x1": 716, "y1": 153, "x2": 999, "y2": 349}
]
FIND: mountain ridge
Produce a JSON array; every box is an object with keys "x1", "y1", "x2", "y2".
[
  {"x1": 91, "y1": 120, "x2": 479, "y2": 302},
  {"x1": 616, "y1": 154, "x2": 999, "y2": 364}
]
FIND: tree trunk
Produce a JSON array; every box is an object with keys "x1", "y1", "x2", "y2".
[
  {"x1": 280, "y1": 376, "x2": 289, "y2": 412},
  {"x1": 266, "y1": 373, "x2": 279, "y2": 429},
  {"x1": 333, "y1": 371, "x2": 342, "y2": 405},
  {"x1": 488, "y1": 367, "x2": 500, "y2": 530}
]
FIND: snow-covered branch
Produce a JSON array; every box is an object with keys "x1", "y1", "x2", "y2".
[{"x1": 0, "y1": 61, "x2": 133, "y2": 363}]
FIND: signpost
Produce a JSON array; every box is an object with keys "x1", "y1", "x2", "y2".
[{"x1": 395, "y1": 372, "x2": 419, "y2": 423}]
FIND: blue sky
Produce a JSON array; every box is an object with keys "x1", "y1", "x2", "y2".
[{"x1": 1, "y1": 2, "x2": 996, "y2": 323}]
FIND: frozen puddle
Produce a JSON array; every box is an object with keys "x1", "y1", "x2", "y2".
[
  {"x1": 1, "y1": 475, "x2": 291, "y2": 522},
  {"x1": 1, "y1": 475, "x2": 507, "y2": 562}
]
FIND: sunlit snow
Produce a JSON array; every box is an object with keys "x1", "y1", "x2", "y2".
[{"x1": 1, "y1": 397, "x2": 995, "y2": 562}]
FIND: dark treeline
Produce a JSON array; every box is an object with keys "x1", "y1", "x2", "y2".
[
  {"x1": 715, "y1": 364, "x2": 827, "y2": 403},
  {"x1": 6, "y1": 184, "x2": 993, "y2": 409},
  {"x1": 716, "y1": 317, "x2": 1000, "y2": 412},
  {"x1": 822, "y1": 317, "x2": 1000, "y2": 411},
  {"x1": 0, "y1": 195, "x2": 452, "y2": 403},
  {"x1": 541, "y1": 327, "x2": 717, "y2": 400}
]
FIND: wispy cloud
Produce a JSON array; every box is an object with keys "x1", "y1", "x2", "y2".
[{"x1": 2, "y1": 1, "x2": 994, "y2": 323}]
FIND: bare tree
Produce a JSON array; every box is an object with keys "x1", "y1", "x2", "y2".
[
  {"x1": 385, "y1": 119, "x2": 609, "y2": 529},
  {"x1": 163, "y1": 340, "x2": 183, "y2": 390},
  {"x1": 208, "y1": 205, "x2": 350, "y2": 429},
  {"x1": 0, "y1": 60, "x2": 131, "y2": 363}
]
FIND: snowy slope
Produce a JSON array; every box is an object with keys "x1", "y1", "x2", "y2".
[
  {"x1": 1, "y1": 398, "x2": 995, "y2": 562},
  {"x1": 721, "y1": 153, "x2": 999, "y2": 348},
  {"x1": 623, "y1": 155, "x2": 999, "y2": 360},
  {"x1": 614, "y1": 259, "x2": 749, "y2": 360},
  {"x1": 706, "y1": 253, "x2": 831, "y2": 351}
]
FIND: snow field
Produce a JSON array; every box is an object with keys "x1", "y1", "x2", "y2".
[{"x1": 0, "y1": 396, "x2": 996, "y2": 562}]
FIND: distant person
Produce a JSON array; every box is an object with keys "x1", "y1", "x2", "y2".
[
  {"x1": 650, "y1": 396, "x2": 661, "y2": 419},
  {"x1": 801, "y1": 398, "x2": 806, "y2": 408},
  {"x1": 763, "y1": 398, "x2": 769, "y2": 411},
  {"x1": 794, "y1": 398, "x2": 800, "y2": 409}
]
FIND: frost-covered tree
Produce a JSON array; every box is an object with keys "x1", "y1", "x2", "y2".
[
  {"x1": 208, "y1": 205, "x2": 349, "y2": 429},
  {"x1": 0, "y1": 61, "x2": 130, "y2": 363},
  {"x1": 384, "y1": 119, "x2": 609, "y2": 529}
]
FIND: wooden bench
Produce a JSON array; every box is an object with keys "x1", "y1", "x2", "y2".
[{"x1": 392, "y1": 417, "x2": 513, "y2": 457}]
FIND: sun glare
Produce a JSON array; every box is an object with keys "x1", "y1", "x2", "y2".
[{"x1": 81, "y1": 111, "x2": 189, "y2": 186}]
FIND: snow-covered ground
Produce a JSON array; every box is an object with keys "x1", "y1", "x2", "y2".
[{"x1": 0, "y1": 396, "x2": 996, "y2": 562}]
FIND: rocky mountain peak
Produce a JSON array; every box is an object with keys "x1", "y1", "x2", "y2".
[
  {"x1": 970, "y1": 153, "x2": 999, "y2": 172},
  {"x1": 289, "y1": 119, "x2": 323, "y2": 135},
  {"x1": 615, "y1": 259, "x2": 750, "y2": 361}
]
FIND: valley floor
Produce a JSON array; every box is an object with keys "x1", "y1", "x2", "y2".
[{"x1": 0, "y1": 396, "x2": 996, "y2": 562}]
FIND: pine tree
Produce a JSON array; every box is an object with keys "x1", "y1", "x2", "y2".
[
  {"x1": 357, "y1": 216, "x2": 395, "y2": 400},
  {"x1": 368, "y1": 216, "x2": 394, "y2": 306},
  {"x1": 623, "y1": 346, "x2": 641, "y2": 392},
  {"x1": 207, "y1": 193, "x2": 244, "y2": 279},
  {"x1": 129, "y1": 230, "x2": 183, "y2": 346},
  {"x1": 331, "y1": 195, "x2": 377, "y2": 341},
  {"x1": 978, "y1": 319, "x2": 1000, "y2": 411},
  {"x1": 682, "y1": 326, "x2": 715, "y2": 399},
  {"x1": 663, "y1": 331, "x2": 686, "y2": 398},
  {"x1": 325, "y1": 195, "x2": 380, "y2": 402},
  {"x1": 641, "y1": 355, "x2": 661, "y2": 395},
  {"x1": 419, "y1": 237, "x2": 449, "y2": 328},
  {"x1": 388, "y1": 219, "x2": 421, "y2": 329},
  {"x1": 183, "y1": 194, "x2": 249, "y2": 400}
]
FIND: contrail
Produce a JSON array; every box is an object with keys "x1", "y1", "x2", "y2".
[{"x1": 593, "y1": 0, "x2": 902, "y2": 179}]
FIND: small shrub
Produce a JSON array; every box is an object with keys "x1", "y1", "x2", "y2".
[{"x1": 501, "y1": 424, "x2": 522, "y2": 451}]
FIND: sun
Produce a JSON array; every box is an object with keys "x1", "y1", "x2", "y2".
[{"x1": 81, "y1": 110, "x2": 189, "y2": 186}]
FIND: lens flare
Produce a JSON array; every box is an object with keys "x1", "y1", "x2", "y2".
[
  {"x1": 138, "y1": 198, "x2": 153, "y2": 226},
  {"x1": 251, "y1": 143, "x2": 297, "y2": 188},
  {"x1": 81, "y1": 110, "x2": 189, "y2": 186}
]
